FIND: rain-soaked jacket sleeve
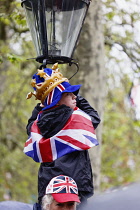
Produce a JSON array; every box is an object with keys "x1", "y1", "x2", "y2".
[
  {"x1": 76, "y1": 95, "x2": 101, "y2": 129},
  {"x1": 26, "y1": 103, "x2": 43, "y2": 135}
]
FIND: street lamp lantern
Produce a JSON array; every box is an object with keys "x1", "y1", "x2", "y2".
[{"x1": 21, "y1": 0, "x2": 90, "y2": 66}]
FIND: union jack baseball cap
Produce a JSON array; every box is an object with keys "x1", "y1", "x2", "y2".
[{"x1": 45, "y1": 175, "x2": 80, "y2": 203}]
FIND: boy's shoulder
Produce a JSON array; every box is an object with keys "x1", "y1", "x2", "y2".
[
  {"x1": 43, "y1": 104, "x2": 72, "y2": 113},
  {"x1": 38, "y1": 105, "x2": 73, "y2": 121}
]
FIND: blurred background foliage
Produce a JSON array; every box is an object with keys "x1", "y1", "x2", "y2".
[
  {"x1": 0, "y1": 0, "x2": 140, "y2": 203},
  {"x1": 101, "y1": 0, "x2": 140, "y2": 190}
]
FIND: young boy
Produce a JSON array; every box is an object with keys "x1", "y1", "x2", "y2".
[{"x1": 24, "y1": 63, "x2": 100, "y2": 209}]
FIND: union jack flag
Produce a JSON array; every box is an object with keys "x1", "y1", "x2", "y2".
[
  {"x1": 23, "y1": 108, "x2": 99, "y2": 162},
  {"x1": 46, "y1": 175, "x2": 78, "y2": 194}
]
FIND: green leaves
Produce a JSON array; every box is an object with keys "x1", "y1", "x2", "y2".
[{"x1": 7, "y1": 53, "x2": 22, "y2": 63}]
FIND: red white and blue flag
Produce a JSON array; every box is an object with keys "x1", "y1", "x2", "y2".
[{"x1": 24, "y1": 108, "x2": 99, "y2": 162}]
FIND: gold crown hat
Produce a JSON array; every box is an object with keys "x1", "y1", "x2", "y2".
[
  {"x1": 27, "y1": 63, "x2": 81, "y2": 109},
  {"x1": 26, "y1": 63, "x2": 68, "y2": 104}
]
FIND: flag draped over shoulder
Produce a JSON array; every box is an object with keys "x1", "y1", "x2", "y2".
[{"x1": 24, "y1": 108, "x2": 99, "y2": 162}]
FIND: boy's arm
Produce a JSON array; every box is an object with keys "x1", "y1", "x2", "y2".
[
  {"x1": 76, "y1": 95, "x2": 101, "y2": 129},
  {"x1": 26, "y1": 103, "x2": 43, "y2": 135}
]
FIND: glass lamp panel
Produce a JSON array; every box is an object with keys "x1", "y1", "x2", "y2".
[
  {"x1": 45, "y1": 0, "x2": 88, "y2": 58},
  {"x1": 23, "y1": 1, "x2": 40, "y2": 56},
  {"x1": 23, "y1": 0, "x2": 48, "y2": 57}
]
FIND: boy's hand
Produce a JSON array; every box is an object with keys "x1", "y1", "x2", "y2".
[{"x1": 40, "y1": 103, "x2": 44, "y2": 107}]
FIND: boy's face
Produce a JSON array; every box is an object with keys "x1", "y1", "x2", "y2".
[{"x1": 58, "y1": 93, "x2": 77, "y2": 109}]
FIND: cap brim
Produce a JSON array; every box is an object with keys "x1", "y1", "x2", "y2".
[
  {"x1": 62, "y1": 84, "x2": 82, "y2": 95},
  {"x1": 52, "y1": 193, "x2": 80, "y2": 203}
]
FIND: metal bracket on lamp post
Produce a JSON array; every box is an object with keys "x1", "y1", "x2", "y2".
[
  {"x1": 68, "y1": 61, "x2": 79, "y2": 80},
  {"x1": 35, "y1": 56, "x2": 79, "y2": 80},
  {"x1": 27, "y1": 55, "x2": 79, "y2": 79}
]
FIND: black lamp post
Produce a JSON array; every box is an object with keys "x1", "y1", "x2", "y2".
[{"x1": 21, "y1": 0, "x2": 90, "y2": 67}]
